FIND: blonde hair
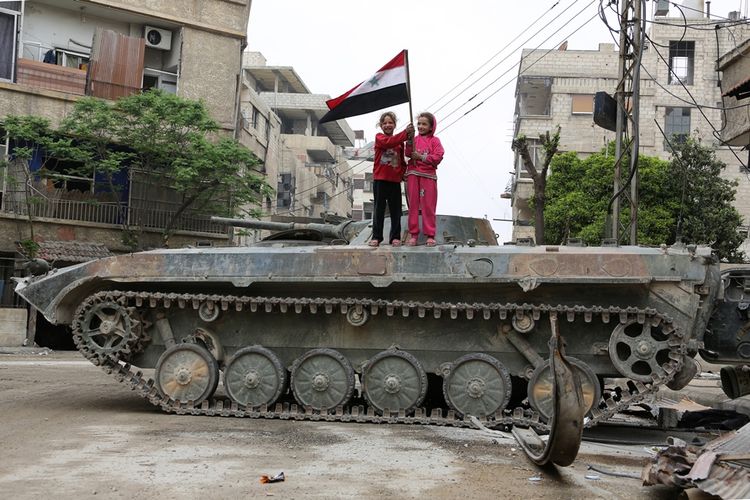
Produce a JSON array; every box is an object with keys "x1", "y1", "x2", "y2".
[{"x1": 378, "y1": 111, "x2": 398, "y2": 127}]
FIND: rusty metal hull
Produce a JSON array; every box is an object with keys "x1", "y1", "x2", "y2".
[{"x1": 15, "y1": 243, "x2": 717, "y2": 378}]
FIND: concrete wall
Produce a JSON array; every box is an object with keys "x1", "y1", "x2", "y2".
[
  {"x1": 0, "y1": 308, "x2": 27, "y2": 346},
  {"x1": 179, "y1": 27, "x2": 241, "y2": 129},
  {"x1": 89, "y1": 0, "x2": 251, "y2": 35}
]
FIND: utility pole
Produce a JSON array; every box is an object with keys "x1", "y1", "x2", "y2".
[{"x1": 611, "y1": 0, "x2": 643, "y2": 244}]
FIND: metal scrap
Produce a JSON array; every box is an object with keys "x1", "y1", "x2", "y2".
[{"x1": 642, "y1": 422, "x2": 750, "y2": 498}]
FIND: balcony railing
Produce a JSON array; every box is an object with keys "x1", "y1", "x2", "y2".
[{"x1": 1, "y1": 197, "x2": 227, "y2": 236}]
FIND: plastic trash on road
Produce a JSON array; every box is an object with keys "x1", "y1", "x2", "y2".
[{"x1": 260, "y1": 472, "x2": 285, "y2": 484}]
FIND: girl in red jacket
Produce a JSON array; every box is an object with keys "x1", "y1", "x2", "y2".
[
  {"x1": 405, "y1": 112, "x2": 444, "y2": 246},
  {"x1": 369, "y1": 111, "x2": 414, "y2": 247}
]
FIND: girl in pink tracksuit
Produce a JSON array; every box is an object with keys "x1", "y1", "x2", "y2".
[{"x1": 405, "y1": 112, "x2": 444, "y2": 246}]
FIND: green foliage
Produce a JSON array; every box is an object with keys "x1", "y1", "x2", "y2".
[
  {"x1": 18, "y1": 238, "x2": 40, "y2": 259},
  {"x1": 4, "y1": 90, "x2": 271, "y2": 248},
  {"x1": 544, "y1": 139, "x2": 745, "y2": 262}
]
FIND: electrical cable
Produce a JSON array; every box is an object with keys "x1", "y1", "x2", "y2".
[
  {"x1": 666, "y1": 0, "x2": 735, "y2": 20},
  {"x1": 639, "y1": 63, "x2": 750, "y2": 110},
  {"x1": 438, "y1": 0, "x2": 599, "y2": 126},
  {"x1": 426, "y1": 0, "x2": 569, "y2": 112},
  {"x1": 441, "y1": 9, "x2": 600, "y2": 134},
  {"x1": 645, "y1": 31, "x2": 749, "y2": 169},
  {"x1": 431, "y1": 0, "x2": 589, "y2": 115}
]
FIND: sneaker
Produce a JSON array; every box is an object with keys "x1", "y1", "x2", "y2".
[
  {"x1": 426, "y1": 237, "x2": 436, "y2": 247},
  {"x1": 368, "y1": 239, "x2": 380, "y2": 247},
  {"x1": 407, "y1": 236, "x2": 418, "y2": 246},
  {"x1": 391, "y1": 239, "x2": 402, "y2": 247}
]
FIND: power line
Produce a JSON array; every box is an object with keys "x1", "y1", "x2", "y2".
[
  {"x1": 429, "y1": 0, "x2": 582, "y2": 115},
  {"x1": 664, "y1": 0, "x2": 736, "y2": 20},
  {"x1": 270, "y1": 4, "x2": 581, "y2": 217},
  {"x1": 438, "y1": 0, "x2": 598, "y2": 129},
  {"x1": 441, "y1": 9, "x2": 600, "y2": 134}
]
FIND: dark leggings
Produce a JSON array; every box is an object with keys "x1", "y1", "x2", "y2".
[{"x1": 371, "y1": 180, "x2": 403, "y2": 243}]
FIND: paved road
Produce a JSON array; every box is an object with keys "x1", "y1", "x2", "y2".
[{"x1": 0, "y1": 353, "x2": 678, "y2": 499}]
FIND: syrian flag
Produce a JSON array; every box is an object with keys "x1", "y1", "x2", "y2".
[{"x1": 319, "y1": 50, "x2": 410, "y2": 124}]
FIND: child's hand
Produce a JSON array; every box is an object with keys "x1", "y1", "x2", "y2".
[{"x1": 405, "y1": 123, "x2": 415, "y2": 137}]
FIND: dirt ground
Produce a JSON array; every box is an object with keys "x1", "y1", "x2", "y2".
[{"x1": 0, "y1": 352, "x2": 681, "y2": 500}]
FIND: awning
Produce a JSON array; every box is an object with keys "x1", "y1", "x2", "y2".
[
  {"x1": 723, "y1": 75, "x2": 750, "y2": 100},
  {"x1": 17, "y1": 240, "x2": 113, "y2": 263}
]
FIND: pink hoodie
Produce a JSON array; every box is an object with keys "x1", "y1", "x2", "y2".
[{"x1": 405, "y1": 116, "x2": 444, "y2": 179}]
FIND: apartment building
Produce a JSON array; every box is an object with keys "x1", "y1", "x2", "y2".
[
  {"x1": 241, "y1": 51, "x2": 355, "y2": 229},
  {"x1": 0, "y1": 0, "x2": 252, "y2": 344},
  {"x1": 345, "y1": 141, "x2": 376, "y2": 221},
  {"x1": 509, "y1": 3, "x2": 750, "y2": 249}
]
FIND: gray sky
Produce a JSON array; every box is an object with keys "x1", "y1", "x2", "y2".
[{"x1": 247, "y1": 0, "x2": 743, "y2": 241}]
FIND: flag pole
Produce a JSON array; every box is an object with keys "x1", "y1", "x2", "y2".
[
  {"x1": 403, "y1": 49, "x2": 413, "y2": 213},
  {"x1": 405, "y1": 49, "x2": 414, "y2": 124}
]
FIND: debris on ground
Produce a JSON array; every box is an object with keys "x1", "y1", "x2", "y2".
[
  {"x1": 260, "y1": 472, "x2": 285, "y2": 484},
  {"x1": 642, "y1": 422, "x2": 750, "y2": 498}
]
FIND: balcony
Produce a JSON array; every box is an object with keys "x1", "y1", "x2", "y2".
[
  {"x1": 283, "y1": 134, "x2": 337, "y2": 162},
  {"x1": 16, "y1": 59, "x2": 86, "y2": 95},
  {"x1": 1, "y1": 197, "x2": 227, "y2": 236}
]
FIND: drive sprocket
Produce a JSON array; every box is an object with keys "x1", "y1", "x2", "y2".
[{"x1": 73, "y1": 294, "x2": 141, "y2": 362}]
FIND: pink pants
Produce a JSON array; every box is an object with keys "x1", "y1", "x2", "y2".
[{"x1": 406, "y1": 175, "x2": 437, "y2": 237}]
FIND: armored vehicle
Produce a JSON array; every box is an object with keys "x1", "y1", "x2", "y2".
[{"x1": 14, "y1": 214, "x2": 742, "y2": 452}]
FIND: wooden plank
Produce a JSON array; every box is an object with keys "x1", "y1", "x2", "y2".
[{"x1": 88, "y1": 28, "x2": 145, "y2": 99}]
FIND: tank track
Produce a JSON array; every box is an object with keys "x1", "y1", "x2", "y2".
[{"x1": 71, "y1": 290, "x2": 689, "y2": 431}]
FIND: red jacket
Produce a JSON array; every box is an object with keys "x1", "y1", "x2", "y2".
[
  {"x1": 405, "y1": 118, "x2": 444, "y2": 180},
  {"x1": 373, "y1": 129, "x2": 409, "y2": 183}
]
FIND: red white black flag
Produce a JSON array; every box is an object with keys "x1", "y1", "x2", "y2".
[{"x1": 319, "y1": 50, "x2": 410, "y2": 124}]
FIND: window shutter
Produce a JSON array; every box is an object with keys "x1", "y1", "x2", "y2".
[{"x1": 86, "y1": 28, "x2": 145, "y2": 99}]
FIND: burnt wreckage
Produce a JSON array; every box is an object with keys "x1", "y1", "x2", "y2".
[{"x1": 14, "y1": 214, "x2": 749, "y2": 465}]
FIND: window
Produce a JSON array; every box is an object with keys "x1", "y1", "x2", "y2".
[
  {"x1": 518, "y1": 76, "x2": 552, "y2": 116},
  {"x1": 276, "y1": 173, "x2": 293, "y2": 208},
  {"x1": 55, "y1": 48, "x2": 89, "y2": 70},
  {"x1": 252, "y1": 107, "x2": 260, "y2": 129},
  {"x1": 515, "y1": 138, "x2": 542, "y2": 178},
  {"x1": 0, "y1": 3, "x2": 21, "y2": 82},
  {"x1": 664, "y1": 107, "x2": 691, "y2": 149},
  {"x1": 353, "y1": 177, "x2": 365, "y2": 190},
  {"x1": 571, "y1": 94, "x2": 594, "y2": 114},
  {"x1": 42, "y1": 157, "x2": 94, "y2": 194},
  {"x1": 669, "y1": 41, "x2": 694, "y2": 85},
  {"x1": 143, "y1": 68, "x2": 177, "y2": 94},
  {"x1": 363, "y1": 201, "x2": 373, "y2": 220},
  {"x1": 364, "y1": 172, "x2": 373, "y2": 193}
]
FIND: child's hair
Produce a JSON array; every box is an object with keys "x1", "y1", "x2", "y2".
[
  {"x1": 378, "y1": 111, "x2": 398, "y2": 127},
  {"x1": 417, "y1": 112, "x2": 435, "y2": 130}
]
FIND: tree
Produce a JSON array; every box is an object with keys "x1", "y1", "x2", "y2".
[
  {"x1": 0, "y1": 115, "x2": 74, "y2": 257},
  {"x1": 543, "y1": 139, "x2": 745, "y2": 262},
  {"x1": 56, "y1": 97, "x2": 137, "y2": 248},
  {"x1": 665, "y1": 138, "x2": 745, "y2": 262},
  {"x1": 4, "y1": 90, "x2": 272, "y2": 249},
  {"x1": 512, "y1": 126, "x2": 561, "y2": 244}
]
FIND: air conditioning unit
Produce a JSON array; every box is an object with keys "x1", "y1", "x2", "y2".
[{"x1": 144, "y1": 26, "x2": 172, "y2": 51}]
